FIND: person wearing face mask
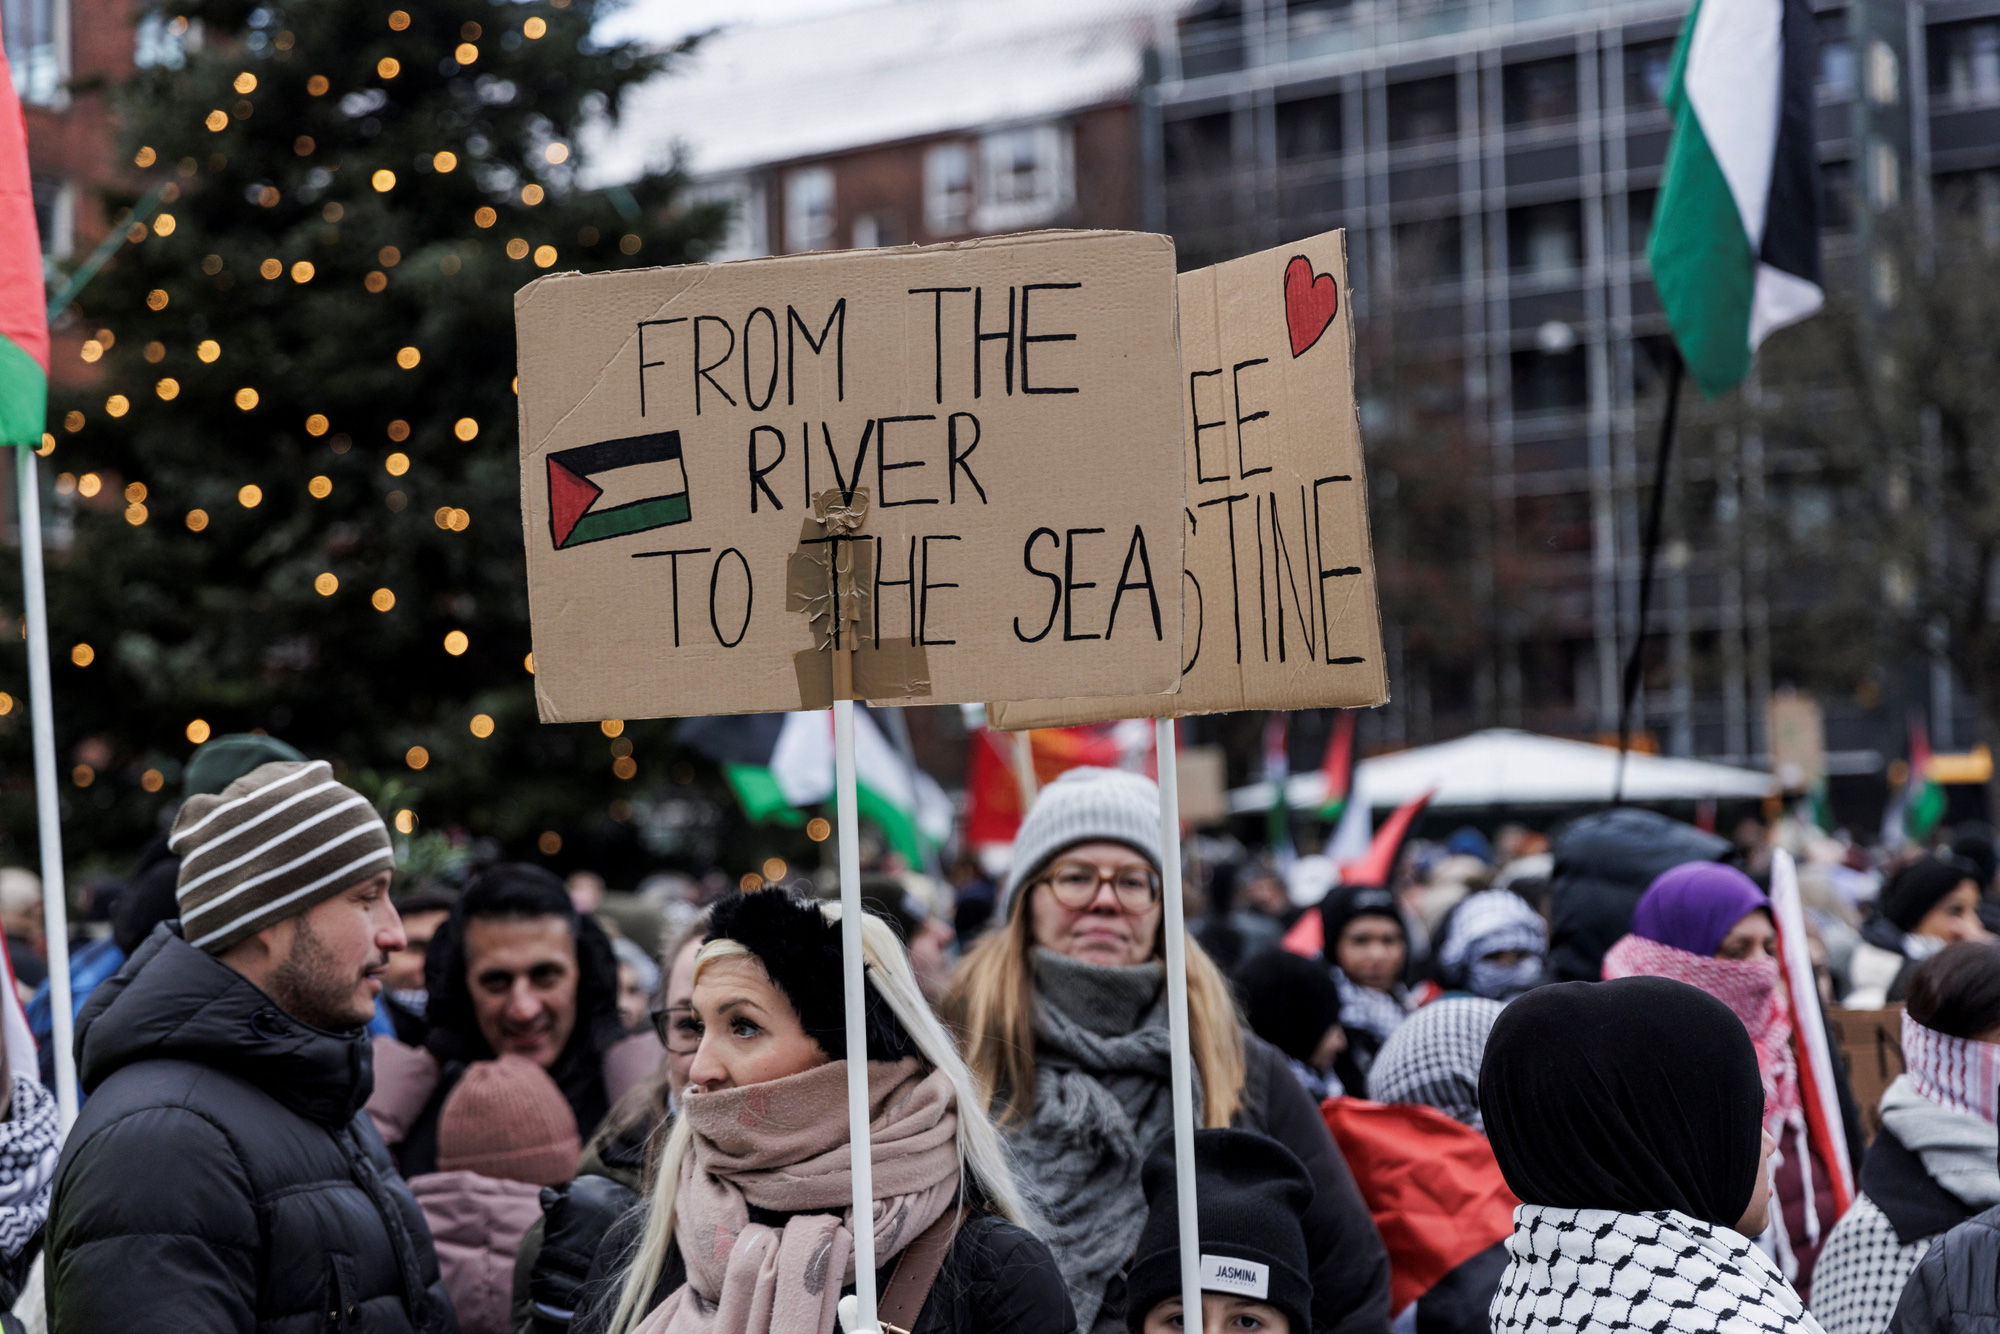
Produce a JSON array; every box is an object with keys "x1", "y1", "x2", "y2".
[
  {"x1": 1601, "y1": 862, "x2": 1867, "y2": 1301},
  {"x1": 943, "y1": 768, "x2": 1389, "y2": 1334},
  {"x1": 1482, "y1": 977, "x2": 1823, "y2": 1334},
  {"x1": 1427, "y1": 890, "x2": 1548, "y2": 1003},
  {"x1": 572, "y1": 889, "x2": 1072, "y2": 1334},
  {"x1": 1849, "y1": 857, "x2": 1993, "y2": 1009},
  {"x1": 513, "y1": 911, "x2": 713, "y2": 1334}
]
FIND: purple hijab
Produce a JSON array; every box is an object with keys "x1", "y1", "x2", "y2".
[{"x1": 1629, "y1": 862, "x2": 1770, "y2": 958}]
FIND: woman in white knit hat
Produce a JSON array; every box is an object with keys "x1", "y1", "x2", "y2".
[{"x1": 942, "y1": 767, "x2": 1391, "y2": 1334}]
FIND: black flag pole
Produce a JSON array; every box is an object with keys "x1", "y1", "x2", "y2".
[{"x1": 1613, "y1": 346, "x2": 1684, "y2": 804}]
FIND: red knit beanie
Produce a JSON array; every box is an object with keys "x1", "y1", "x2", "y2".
[{"x1": 437, "y1": 1054, "x2": 582, "y2": 1187}]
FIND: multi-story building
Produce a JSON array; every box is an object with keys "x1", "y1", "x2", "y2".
[
  {"x1": 1151, "y1": 0, "x2": 1993, "y2": 772},
  {"x1": 589, "y1": 0, "x2": 1180, "y2": 258}
]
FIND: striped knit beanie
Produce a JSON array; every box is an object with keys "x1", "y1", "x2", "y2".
[
  {"x1": 999, "y1": 766, "x2": 1162, "y2": 920},
  {"x1": 172, "y1": 760, "x2": 395, "y2": 954}
]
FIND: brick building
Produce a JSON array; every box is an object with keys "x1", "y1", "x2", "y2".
[{"x1": 588, "y1": 0, "x2": 1180, "y2": 257}]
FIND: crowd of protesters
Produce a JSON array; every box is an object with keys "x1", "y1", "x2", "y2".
[{"x1": 0, "y1": 732, "x2": 1987, "y2": 1334}]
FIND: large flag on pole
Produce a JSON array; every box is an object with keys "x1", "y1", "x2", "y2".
[
  {"x1": 1647, "y1": 0, "x2": 1822, "y2": 398},
  {"x1": 0, "y1": 27, "x2": 48, "y2": 446}
]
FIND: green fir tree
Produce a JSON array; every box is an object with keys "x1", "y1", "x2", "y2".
[{"x1": 25, "y1": 0, "x2": 727, "y2": 876}]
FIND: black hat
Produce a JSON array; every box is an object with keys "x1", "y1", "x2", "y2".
[
  {"x1": 1880, "y1": 856, "x2": 1981, "y2": 934},
  {"x1": 705, "y1": 889, "x2": 917, "y2": 1064},
  {"x1": 1319, "y1": 883, "x2": 1404, "y2": 963},
  {"x1": 1235, "y1": 949, "x2": 1342, "y2": 1067},
  {"x1": 1125, "y1": 1129, "x2": 1316, "y2": 1333}
]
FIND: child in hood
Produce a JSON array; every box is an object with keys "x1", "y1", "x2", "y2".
[{"x1": 410, "y1": 1054, "x2": 582, "y2": 1334}]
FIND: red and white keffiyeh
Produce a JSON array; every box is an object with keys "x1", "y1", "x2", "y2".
[
  {"x1": 1903, "y1": 1010, "x2": 2000, "y2": 1125},
  {"x1": 1602, "y1": 933, "x2": 1800, "y2": 1134}
]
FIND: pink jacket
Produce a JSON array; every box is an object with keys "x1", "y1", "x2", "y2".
[{"x1": 408, "y1": 1170, "x2": 544, "y2": 1334}]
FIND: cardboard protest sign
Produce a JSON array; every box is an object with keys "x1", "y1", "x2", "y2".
[
  {"x1": 990, "y1": 230, "x2": 1385, "y2": 730},
  {"x1": 515, "y1": 231, "x2": 1187, "y2": 722}
]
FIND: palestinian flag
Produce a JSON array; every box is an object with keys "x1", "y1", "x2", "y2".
[
  {"x1": 1647, "y1": 0, "x2": 1821, "y2": 398},
  {"x1": 547, "y1": 431, "x2": 690, "y2": 549},
  {"x1": 0, "y1": 37, "x2": 47, "y2": 447},
  {"x1": 1317, "y1": 710, "x2": 1358, "y2": 821},
  {"x1": 1904, "y1": 713, "x2": 1946, "y2": 844},
  {"x1": 1263, "y1": 712, "x2": 1295, "y2": 867},
  {"x1": 677, "y1": 709, "x2": 952, "y2": 863}
]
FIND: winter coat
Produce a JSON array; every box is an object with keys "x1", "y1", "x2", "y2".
[
  {"x1": 46, "y1": 922, "x2": 455, "y2": 1334},
  {"x1": 1822, "y1": 1080, "x2": 2000, "y2": 1334},
  {"x1": 1889, "y1": 1201, "x2": 2000, "y2": 1334},
  {"x1": 1546, "y1": 809, "x2": 1729, "y2": 983},
  {"x1": 511, "y1": 1108, "x2": 654, "y2": 1334},
  {"x1": 1847, "y1": 918, "x2": 1929, "y2": 1009},
  {"x1": 571, "y1": 1204, "x2": 1075, "y2": 1334},
  {"x1": 412, "y1": 1171, "x2": 543, "y2": 1334}
]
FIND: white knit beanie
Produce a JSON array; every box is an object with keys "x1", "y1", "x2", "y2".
[{"x1": 1000, "y1": 767, "x2": 1163, "y2": 920}]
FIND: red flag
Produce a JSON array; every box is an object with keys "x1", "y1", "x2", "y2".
[
  {"x1": 964, "y1": 725, "x2": 1125, "y2": 846},
  {"x1": 1323, "y1": 1098, "x2": 1519, "y2": 1315},
  {"x1": 1282, "y1": 790, "x2": 1435, "y2": 956}
]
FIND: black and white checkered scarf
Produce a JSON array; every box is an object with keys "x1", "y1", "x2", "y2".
[
  {"x1": 1493, "y1": 1205, "x2": 1825, "y2": 1334},
  {"x1": 1367, "y1": 996, "x2": 1504, "y2": 1130},
  {"x1": 0, "y1": 1073, "x2": 60, "y2": 1259}
]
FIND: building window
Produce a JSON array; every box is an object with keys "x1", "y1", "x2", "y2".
[
  {"x1": 784, "y1": 167, "x2": 835, "y2": 253},
  {"x1": 1627, "y1": 189, "x2": 1657, "y2": 253},
  {"x1": 852, "y1": 213, "x2": 902, "y2": 249},
  {"x1": 688, "y1": 175, "x2": 767, "y2": 261},
  {"x1": 4, "y1": 0, "x2": 63, "y2": 105},
  {"x1": 31, "y1": 174, "x2": 72, "y2": 257},
  {"x1": 924, "y1": 143, "x2": 973, "y2": 236},
  {"x1": 1504, "y1": 57, "x2": 1578, "y2": 126},
  {"x1": 1820, "y1": 160, "x2": 1854, "y2": 232},
  {"x1": 1387, "y1": 75, "x2": 1457, "y2": 144},
  {"x1": 1512, "y1": 347, "x2": 1588, "y2": 411},
  {"x1": 1392, "y1": 216, "x2": 1463, "y2": 285},
  {"x1": 134, "y1": 10, "x2": 193, "y2": 69},
  {"x1": 1277, "y1": 96, "x2": 1340, "y2": 160},
  {"x1": 1165, "y1": 113, "x2": 1234, "y2": 176},
  {"x1": 975, "y1": 123, "x2": 1073, "y2": 232},
  {"x1": 1623, "y1": 40, "x2": 1674, "y2": 110},
  {"x1": 1931, "y1": 20, "x2": 2000, "y2": 105},
  {"x1": 1507, "y1": 201, "x2": 1582, "y2": 276},
  {"x1": 1817, "y1": 11, "x2": 1854, "y2": 98}
]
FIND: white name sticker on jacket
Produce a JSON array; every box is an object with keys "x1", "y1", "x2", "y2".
[{"x1": 1200, "y1": 1255, "x2": 1270, "y2": 1299}]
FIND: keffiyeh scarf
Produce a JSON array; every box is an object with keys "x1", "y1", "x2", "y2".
[
  {"x1": 1601, "y1": 934, "x2": 1800, "y2": 1136},
  {"x1": 1438, "y1": 891, "x2": 1547, "y2": 978},
  {"x1": 0, "y1": 1074, "x2": 59, "y2": 1259},
  {"x1": 1366, "y1": 996, "x2": 1505, "y2": 1130},
  {"x1": 1335, "y1": 968, "x2": 1409, "y2": 1047},
  {"x1": 1492, "y1": 1206, "x2": 1827, "y2": 1334},
  {"x1": 1902, "y1": 1010, "x2": 2000, "y2": 1126}
]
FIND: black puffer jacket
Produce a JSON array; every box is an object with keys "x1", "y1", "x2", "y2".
[
  {"x1": 47, "y1": 923, "x2": 456, "y2": 1333},
  {"x1": 1546, "y1": 809, "x2": 1731, "y2": 982},
  {"x1": 1892, "y1": 1202, "x2": 2000, "y2": 1334}
]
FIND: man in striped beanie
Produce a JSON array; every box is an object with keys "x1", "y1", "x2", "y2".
[{"x1": 47, "y1": 760, "x2": 454, "y2": 1332}]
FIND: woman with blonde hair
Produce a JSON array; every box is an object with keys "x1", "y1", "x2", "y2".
[
  {"x1": 942, "y1": 767, "x2": 1389, "y2": 1334},
  {"x1": 576, "y1": 889, "x2": 1072, "y2": 1334}
]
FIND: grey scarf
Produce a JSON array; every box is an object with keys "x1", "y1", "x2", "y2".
[
  {"x1": 1005, "y1": 949, "x2": 1200, "y2": 1333},
  {"x1": 1880, "y1": 1074, "x2": 2000, "y2": 1207}
]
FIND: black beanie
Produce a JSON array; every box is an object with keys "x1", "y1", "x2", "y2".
[
  {"x1": 1319, "y1": 884, "x2": 1404, "y2": 963},
  {"x1": 1235, "y1": 948, "x2": 1342, "y2": 1066},
  {"x1": 1125, "y1": 1129, "x2": 1316, "y2": 1333},
  {"x1": 1880, "y1": 856, "x2": 1980, "y2": 934},
  {"x1": 705, "y1": 890, "x2": 917, "y2": 1064}
]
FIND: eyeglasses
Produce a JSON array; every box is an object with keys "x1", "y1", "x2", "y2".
[
  {"x1": 1039, "y1": 860, "x2": 1162, "y2": 913},
  {"x1": 652, "y1": 1003, "x2": 702, "y2": 1055}
]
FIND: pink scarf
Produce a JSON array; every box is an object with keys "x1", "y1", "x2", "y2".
[
  {"x1": 1602, "y1": 933, "x2": 1801, "y2": 1134},
  {"x1": 635, "y1": 1058, "x2": 960, "y2": 1334},
  {"x1": 1903, "y1": 1010, "x2": 2000, "y2": 1124}
]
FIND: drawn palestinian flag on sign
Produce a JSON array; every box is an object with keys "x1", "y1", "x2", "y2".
[{"x1": 547, "y1": 431, "x2": 691, "y2": 549}]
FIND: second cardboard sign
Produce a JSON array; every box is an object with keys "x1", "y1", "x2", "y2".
[{"x1": 991, "y1": 230, "x2": 1386, "y2": 728}]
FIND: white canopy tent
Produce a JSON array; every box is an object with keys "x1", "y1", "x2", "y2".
[{"x1": 1229, "y1": 727, "x2": 1777, "y2": 815}]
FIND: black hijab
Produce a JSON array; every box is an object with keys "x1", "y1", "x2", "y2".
[{"x1": 1478, "y1": 976, "x2": 1764, "y2": 1228}]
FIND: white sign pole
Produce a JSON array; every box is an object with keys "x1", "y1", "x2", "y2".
[
  {"x1": 16, "y1": 448, "x2": 76, "y2": 1130},
  {"x1": 1155, "y1": 716, "x2": 1201, "y2": 1331},
  {"x1": 833, "y1": 692, "x2": 879, "y2": 1331}
]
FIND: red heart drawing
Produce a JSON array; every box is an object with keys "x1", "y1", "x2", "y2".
[{"x1": 1284, "y1": 255, "x2": 1339, "y2": 358}]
